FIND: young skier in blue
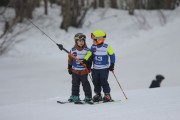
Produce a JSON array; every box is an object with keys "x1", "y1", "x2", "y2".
[
  {"x1": 83, "y1": 30, "x2": 115, "y2": 102},
  {"x1": 67, "y1": 33, "x2": 92, "y2": 103}
]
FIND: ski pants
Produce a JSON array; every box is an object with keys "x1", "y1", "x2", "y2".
[
  {"x1": 91, "y1": 68, "x2": 110, "y2": 94},
  {"x1": 71, "y1": 73, "x2": 92, "y2": 97}
]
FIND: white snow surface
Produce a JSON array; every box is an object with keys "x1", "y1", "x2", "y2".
[{"x1": 0, "y1": 5, "x2": 180, "y2": 120}]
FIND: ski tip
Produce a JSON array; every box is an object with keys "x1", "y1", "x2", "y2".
[
  {"x1": 57, "y1": 101, "x2": 62, "y2": 103},
  {"x1": 57, "y1": 101, "x2": 68, "y2": 104},
  {"x1": 102, "y1": 99, "x2": 121, "y2": 103}
]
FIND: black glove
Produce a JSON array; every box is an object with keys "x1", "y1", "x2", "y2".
[
  {"x1": 82, "y1": 60, "x2": 88, "y2": 66},
  {"x1": 82, "y1": 59, "x2": 92, "y2": 72},
  {"x1": 68, "y1": 69, "x2": 72, "y2": 75},
  {"x1": 109, "y1": 63, "x2": 114, "y2": 71},
  {"x1": 57, "y1": 44, "x2": 63, "y2": 50},
  {"x1": 68, "y1": 64, "x2": 72, "y2": 75}
]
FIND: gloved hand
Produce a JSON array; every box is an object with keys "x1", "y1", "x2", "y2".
[
  {"x1": 68, "y1": 64, "x2": 72, "y2": 75},
  {"x1": 109, "y1": 63, "x2": 114, "y2": 71},
  {"x1": 82, "y1": 60, "x2": 88, "y2": 66},
  {"x1": 57, "y1": 44, "x2": 63, "y2": 50},
  {"x1": 82, "y1": 60, "x2": 92, "y2": 73},
  {"x1": 68, "y1": 69, "x2": 72, "y2": 75}
]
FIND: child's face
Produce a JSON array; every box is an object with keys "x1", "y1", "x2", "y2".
[
  {"x1": 77, "y1": 39, "x2": 85, "y2": 47},
  {"x1": 93, "y1": 39, "x2": 97, "y2": 45}
]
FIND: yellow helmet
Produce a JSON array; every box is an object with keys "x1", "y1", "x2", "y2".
[{"x1": 91, "y1": 30, "x2": 106, "y2": 45}]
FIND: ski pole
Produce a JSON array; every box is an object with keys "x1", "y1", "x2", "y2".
[
  {"x1": 28, "y1": 20, "x2": 93, "y2": 81},
  {"x1": 112, "y1": 71, "x2": 128, "y2": 100}
]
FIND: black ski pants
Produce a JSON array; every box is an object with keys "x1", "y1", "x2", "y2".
[{"x1": 71, "y1": 73, "x2": 92, "y2": 97}]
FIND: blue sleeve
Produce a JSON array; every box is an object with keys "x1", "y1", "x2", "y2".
[
  {"x1": 110, "y1": 54, "x2": 115, "y2": 64},
  {"x1": 90, "y1": 46, "x2": 94, "y2": 52}
]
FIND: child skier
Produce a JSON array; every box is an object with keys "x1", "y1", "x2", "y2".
[
  {"x1": 83, "y1": 30, "x2": 115, "y2": 102},
  {"x1": 67, "y1": 33, "x2": 92, "y2": 103}
]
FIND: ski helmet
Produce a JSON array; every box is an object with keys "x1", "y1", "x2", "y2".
[
  {"x1": 74, "y1": 33, "x2": 86, "y2": 42},
  {"x1": 91, "y1": 30, "x2": 106, "y2": 45}
]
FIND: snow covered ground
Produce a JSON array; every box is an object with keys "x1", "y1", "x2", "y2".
[
  {"x1": 1, "y1": 87, "x2": 180, "y2": 120},
  {"x1": 0, "y1": 5, "x2": 180, "y2": 120}
]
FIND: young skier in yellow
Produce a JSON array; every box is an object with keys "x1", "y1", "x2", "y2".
[{"x1": 83, "y1": 30, "x2": 115, "y2": 102}]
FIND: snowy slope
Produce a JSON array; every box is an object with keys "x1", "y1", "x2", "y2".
[
  {"x1": 0, "y1": 87, "x2": 180, "y2": 120},
  {"x1": 0, "y1": 5, "x2": 180, "y2": 120}
]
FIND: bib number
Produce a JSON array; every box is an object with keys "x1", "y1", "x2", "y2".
[{"x1": 95, "y1": 56, "x2": 102, "y2": 62}]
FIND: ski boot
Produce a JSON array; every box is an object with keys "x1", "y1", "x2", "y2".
[
  {"x1": 92, "y1": 93, "x2": 103, "y2": 102},
  {"x1": 103, "y1": 93, "x2": 113, "y2": 102},
  {"x1": 83, "y1": 96, "x2": 93, "y2": 104},
  {"x1": 68, "y1": 95, "x2": 80, "y2": 102},
  {"x1": 83, "y1": 96, "x2": 92, "y2": 102}
]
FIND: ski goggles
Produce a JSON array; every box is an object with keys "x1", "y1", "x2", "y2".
[
  {"x1": 91, "y1": 33, "x2": 105, "y2": 40},
  {"x1": 91, "y1": 33, "x2": 105, "y2": 44},
  {"x1": 74, "y1": 35, "x2": 86, "y2": 40}
]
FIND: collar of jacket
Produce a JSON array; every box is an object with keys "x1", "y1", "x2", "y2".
[{"x1": 96, "y1": 43, "x2": 104, "y2": 48}]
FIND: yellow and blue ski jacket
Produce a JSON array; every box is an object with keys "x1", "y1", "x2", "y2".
[{"x1": 84, "y1": 43, "x2": 115, "y2": 69}]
